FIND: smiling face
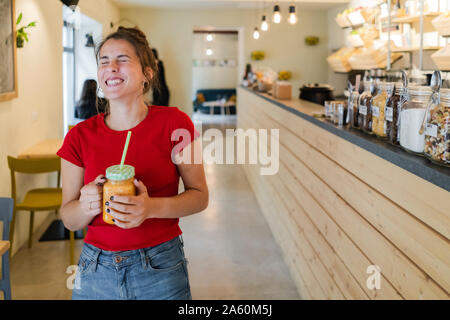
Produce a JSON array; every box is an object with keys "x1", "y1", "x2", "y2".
[{"x1": 97, "y1": 39, "x2": 148, "y2": 102}]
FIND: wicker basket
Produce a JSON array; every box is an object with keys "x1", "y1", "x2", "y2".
[
  {"x1": 348, "y1": 44, "x2": 402, "y2": 70},
  {"x1": 432, "y1": 12, "x2": 450, "y2": 37},
  {"x1": 431, "y1": 45, "x2": 450, "y2": 71},
  {"x1": 327, "y1": 47, "x2": 356, "y2": 72}
]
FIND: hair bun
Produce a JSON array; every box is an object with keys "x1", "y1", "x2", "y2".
[{"x1": 117, "y1": 26, "x2": 148, "y2": 45}]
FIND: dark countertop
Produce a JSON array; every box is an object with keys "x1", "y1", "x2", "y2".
[{"x1": 239, "y1": 86, "x2": 450, "y2": 192}]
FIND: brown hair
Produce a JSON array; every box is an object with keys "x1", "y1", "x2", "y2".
[{"x1": 95, "y1": 26, "x2": 160, "y2": 114}]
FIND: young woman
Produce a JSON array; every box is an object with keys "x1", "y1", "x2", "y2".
[{"x1": 58, "y1": 27, "x2": 208, "y2": 300}]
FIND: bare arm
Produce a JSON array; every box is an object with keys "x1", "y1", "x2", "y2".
[
  {"x1": 155, "y1": 137, "x2": 208, "y2": 218},
  {"x1": 60, "y1": 159, "x2": 104, "y2": 231}
]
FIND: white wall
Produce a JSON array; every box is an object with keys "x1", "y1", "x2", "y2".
[
  {"x1": 192, "y1": 33, "x2": 238, "y2": 97},
  {"x1": 120, "y1": 6, "x2": 330, "y2": 114},
  {"x1": 0, "y1": 0, "x2": 119, "y2": 256}
]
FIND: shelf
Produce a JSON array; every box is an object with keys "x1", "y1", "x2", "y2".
[
  {"x1": 391, "y1": 46, "x2": 443, "y2": 52},
  {"x1": 391, "y1": 12, "x2": 441, "y2": 24}
]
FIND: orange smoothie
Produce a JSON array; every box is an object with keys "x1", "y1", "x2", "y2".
[{"x1": 103, "y1": 165, "x2": 136, "y2": 224}]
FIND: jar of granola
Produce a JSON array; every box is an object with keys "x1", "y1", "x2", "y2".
[
  {"x1": 424, "y1": 88, "x2": 450, "y2": 166},
  {"x1": 372, "y1": 82, "x2": 393, "y2": 139}
]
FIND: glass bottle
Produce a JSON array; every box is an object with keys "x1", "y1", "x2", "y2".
[
  {"x1": 348, "y1": 89, "x2": 360, "y2": 129},
  {"x1": 424, "y1": 88, "x2": 450, "y2": 166},
  {"x1": 399, "y1": 86, "x2": 432, "y2": 155},
  {"x1": 386, "y1": 83, "x2": 406, "y2": 145},
  {"x1": 358, "y1": 81, "x2": 376, "y2": 134}
]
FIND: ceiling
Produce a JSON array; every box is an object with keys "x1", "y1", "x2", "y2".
[{"x1": 111, "y1": 0, "x2": 350, "y2": 10}]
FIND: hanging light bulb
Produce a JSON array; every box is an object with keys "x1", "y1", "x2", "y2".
[
  {"x1": 288, "y1": 5, "x2": 298, "y2": 25},
  {"x1": 206, "y1": 33, "x2": 213, "y2": 42},
  {"x1": 272, "y1": 5, "x2": 281, "y2": 24},
  {"x1": 253, "y1": 27, "x2": 260, "y2": 40},
  {"x1": 261, "y1": 15, "x2": 269, "y2": 31},
  {"x1": 206, "y1": 48, "x2": 213, "y2": 56}
]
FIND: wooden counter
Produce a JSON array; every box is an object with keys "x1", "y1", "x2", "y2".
[{"x1": 237, "y1": 86, "x2": 450, "y2": 300}]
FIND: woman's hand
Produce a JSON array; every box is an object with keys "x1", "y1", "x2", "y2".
[
  {"x1": 79, "y1": 174, "x2": 105, "y2": 218},
  {"x1": 105, "y1": 179, "x2": 160, "y2": 229}
]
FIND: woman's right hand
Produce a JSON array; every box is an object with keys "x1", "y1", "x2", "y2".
[{"x1": 79, "y1": 174, "x2": 105, "y2": 218}]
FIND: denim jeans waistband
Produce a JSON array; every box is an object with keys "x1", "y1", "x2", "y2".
[{"x1": 80, "y1": 235, "x2": 182, "y2": 269}]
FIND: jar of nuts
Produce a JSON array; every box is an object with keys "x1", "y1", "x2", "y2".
[{"x1": 424, "y1": 88, "x2": 450, "y2": 166}]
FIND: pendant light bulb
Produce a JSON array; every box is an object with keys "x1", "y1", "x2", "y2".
[
  {"x1": 253, "y1": 27, "x2": 260, "y2": 40},
  {"x1": 261, "y1": 15, "x2": 269, "y2": 31},
  {"x1": 206, "y1": 48, "x2": 213, "y2": 56},
  {"x1": 272, "y1": 5, "x2": 281, "y2": 24},
  {"x1": 288, "y1": 5, "x2": 298, "y2": 25},
  {"x1": 206, "y1": 33, "x2": 213, "y2": 42}
]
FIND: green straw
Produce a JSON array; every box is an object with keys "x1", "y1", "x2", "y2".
[{"x1": 120, "y1": 131, "x2": 132, "y2": 169}]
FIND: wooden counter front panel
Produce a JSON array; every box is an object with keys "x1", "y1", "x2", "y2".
[{"x1": 237, "y1": 88, "x2": 450, "y2": 300}]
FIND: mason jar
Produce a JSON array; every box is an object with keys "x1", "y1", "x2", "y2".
[
  {"x1": 399, "y1": 86, "x2": 432, "y2": 155},
  {"x1": 424, "y1": 88, "x2": 450, "y2": 166}
]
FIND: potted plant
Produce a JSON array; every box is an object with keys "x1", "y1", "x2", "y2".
[{"x1": 16, "y1": 13, "x2": 37, "y2": 48}]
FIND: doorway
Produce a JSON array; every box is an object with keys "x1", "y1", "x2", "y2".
[
  {"x1": 62, "y1": 5, "x2": 102, "y2": 136},
  {"x1": 192, "y1": 27, "x2": 244, "y2": 125}
]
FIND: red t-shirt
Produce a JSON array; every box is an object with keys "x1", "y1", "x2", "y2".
[{"x1": 57, "y1": 105, "x2": 200, "y2": 251}]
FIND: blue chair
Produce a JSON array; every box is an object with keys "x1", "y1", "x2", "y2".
[{"x1": 0, "y1": 197, "x2": 13, "y2": 300}]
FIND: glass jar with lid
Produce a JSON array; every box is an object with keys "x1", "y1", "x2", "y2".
[
  {"x1": 103, "y1": 164, "x2": 136, "y2": 224},
  {"x1": 424, "y1": 88, "x2": 450, "y2": 166},
  {"x1": 348, "y1": 89, "x2": 360, "y2": 129},
  {"x1": 399, "y1": 86, "x2": 432, "y2": 155},
  {"x1": 358, "y1": 81, "x2": 376, "y2": 133},
  {"x1": 386, "y1": 82, "x2": 406, "y2": 145},
  {"x1": 372, "y1": 82, "x2": 393, "y2": 139}
]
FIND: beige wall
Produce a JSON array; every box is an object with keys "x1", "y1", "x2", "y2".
[
  {"x1": 120, "y1": 7, "x2": 330, "y2": 114},
  {"x1": 0, "y1": 0, "x2": 119, "y2": 256}
]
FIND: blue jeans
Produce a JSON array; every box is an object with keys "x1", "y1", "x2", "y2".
[{"x1": 72, "y1": 235, "x2": 192, "y2": 300}]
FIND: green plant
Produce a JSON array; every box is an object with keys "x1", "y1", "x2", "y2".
[
  {"x1": 305, "y1": 36, "x2": 319, "y2": 46},
  {"x1": 16, "y1": 13, "x2": 37, "y2": 48},
  {"x1": 251, "y1": 50, "x2": 265, "y2": 61}
]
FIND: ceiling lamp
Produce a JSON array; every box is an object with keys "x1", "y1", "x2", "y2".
[
  {"x1": 272, "y1": 5, "x2": 281, "y2": 24},
  {"x1": 261, "y1": 15, "x2": 269, "y2": 31},
  {"x1": 288, "y1": 5, "x2": 298, "y2": 25},
  {"x1": 206, "y1": 48, "x2": 213, "y2": 56},
  {"x1": 206, "y1": 33, "x2": 213, "y2": 42},
  {"x1": 253, "y1": 27, "x2": 260, "y2": 40}
]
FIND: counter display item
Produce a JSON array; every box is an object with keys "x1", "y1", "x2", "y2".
[
  {"x1": 400, "y1": 86, "x2": 432, "y2": 155},
  {"x1": 424, "y1": 89, "x2": 450, "y2": 166},
  {"x1": 358, "y1": 81, "x2": 376, "y2": 134},
  {"x1": 274, "y1": 81, "x2": 292, "y2": 100},
  {"x1": 325, "y1": 100, "x2": 348, "y2": 127},
  {"x1": 331, "y1": 101, "x2": 348, "y2": 127},
  {"x1": 349, "y1": 90, "x2": 360, "y2": 129},
  {"x1": 371, "y1": 82, "x2": 392, "y2": 139},
  {"x1": 386, "y1": 83, "x2": 406, "y2": 145}
]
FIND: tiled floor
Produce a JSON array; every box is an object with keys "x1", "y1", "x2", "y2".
[{"x1": 8, "y1": 114, "x2": 300, "y2": 300}]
